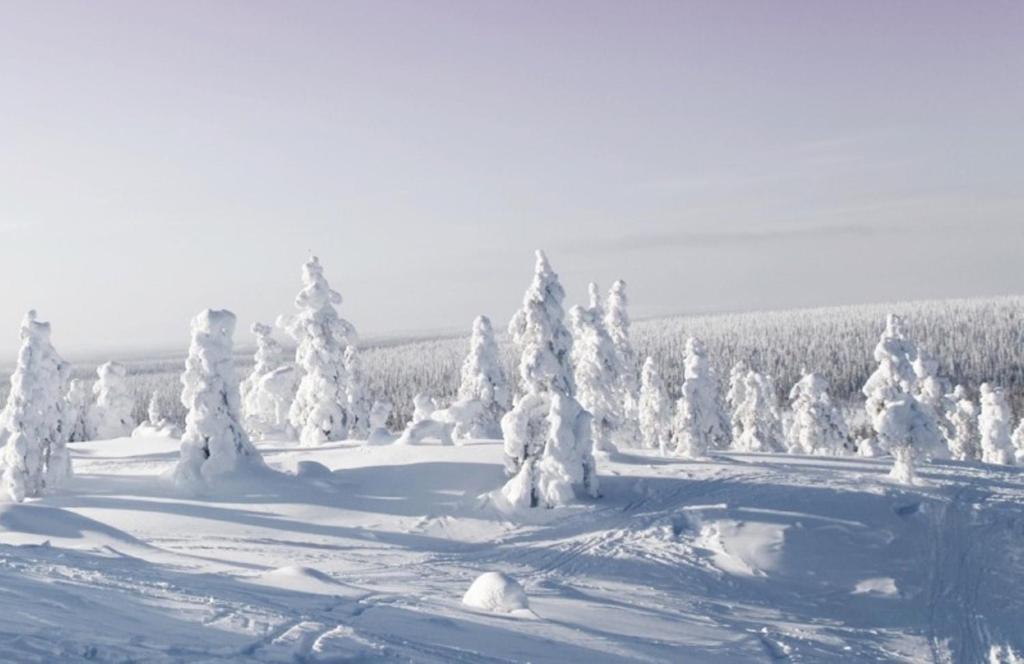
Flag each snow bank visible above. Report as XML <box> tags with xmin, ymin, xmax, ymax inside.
<box><xmin>462</xmin><ymin>572</ymin><xmax>530</xmax><ymax>614</ymax></box>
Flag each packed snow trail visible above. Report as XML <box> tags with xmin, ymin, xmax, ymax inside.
<box><xmin>0</xmin><ymin>435</ymin><xmax>1022</xmax><ymax>662</ymax></box>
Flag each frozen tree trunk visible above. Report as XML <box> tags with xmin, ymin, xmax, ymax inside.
<box><xmin>173</xmin><ymin>310</ymin><xmax>263</xmax><ymax>490</ymax></box>
<box><xmin>0</xmin><ymin>311</ymin><xmax>73</xmax><ymax>502</ymax></box>
<box><xmin>638</xmin><ymin>357</ymin><xmax>672</xmax><ymax>454</ymax></box>
<box><xmin>87</xmin><ymin>361</ymin><xmax>136</xmax><ymax>440</ymax></box>
<box><xmin>280</xmin><ymin>256</ymin><xmax>356</xmax><ymax>445</ymax></box>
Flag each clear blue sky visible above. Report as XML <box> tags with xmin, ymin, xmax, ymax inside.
<box><xmin>1</xmin><ymin>1</ymin><xmax>1022</xmax><ymax>357</ymax></box>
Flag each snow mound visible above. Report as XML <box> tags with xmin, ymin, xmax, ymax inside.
<box><xmin>252</xmin><ymin>565</ymin><xmax>352</xmax><ymax>596</ymax></box>
<box><xmin>294</xmin><ymin>460</ymin><xmax>333</xmax><ymax>479</ymax></box>
<box><xmin>462</xmin><ymin>572</ymin><xmax>530</xmax><ymax>613</ymax></box>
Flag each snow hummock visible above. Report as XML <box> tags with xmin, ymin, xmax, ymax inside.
<box><xmin>462</xmin><ymin>572</ymin><xmax>530</xmax><ymax>614</ymax></box>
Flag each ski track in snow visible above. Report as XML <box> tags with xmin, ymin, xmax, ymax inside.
<box><xmin>0</xmin><ymin>437</ymin><xmax>1022</xmax><ymax>662</ymax></box>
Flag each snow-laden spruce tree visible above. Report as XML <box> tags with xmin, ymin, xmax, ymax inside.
<box><xmin>174</xmin><ymin>309</ymin><xmax>263</xmax><ymax>489</ymax></box>
<box><xmin>734</xmin><ymin>370</ymin><xmax>785</xmax><ymax>453</ymax></box>
<box><xmin>638</xmin><ymin>356</ymin><xmax>671</xmax><ymax>454</ymax></box>
<box><xmin>725</xmin><ymin>360</ymin><xmax>749</xmax><ymax>443</ymax></box>
<box><xmin>912</xmin><ymin>350</ymin><xmax>954</xmax><ymax>460</ymax></box>
<box><xmin>978</xmin><ymin>383</ymin><xmax>1015</xmax><ymax>465</ymax></box>
<box><xmin>64</xmin><ymin>378</ymin><xmax>92</xmax><ymax>443</ymax></box>
<box><xmin>344</xmin><ymin>345</ymin><xmax>372</xmax><ymax>439</ymax></box>
<box><xmin>241</xmin><ymin>322</ymin><xmax>285</xmax><ymax>404</ymax></box>
<box><xmin>570</xmin><ymin>283</ymin><xmax>623</xmax><ymax>454</ymax></box>
<box><xmin>279</xmin><ymin>256</ymin><xmax>356</xmax><ymax>445</ymax></box>
<box><xmin>450</xmin><ymin>315</ymin><xmax>511</xmax><ymax>439</ymax></box>
<box><xmin>604</xmin><ymin>279</ymin><xmax>640</xmax><ymax>447</ymax></box>
<box><xmin>0</xmin><ymin>311</ymin><xmax>73</xmax><ymax>502</ymax></box>
<box><xmin>86</xmin><ymin>361</ymin><xmax>135</xmax><ymax>440</ymax></box>
<box><xmin>501</xmin><ymin>251</ymin><xmax>597</xmax><ymax>508</ymax></box>
<box><xmin>671</xmin><ymin>337</ymin><xmax>728</xmax><ymax>458</ymax></box>
<box><xmin>946</xmin><ymin>385</ymin><xmax>979</xmax><ymax>461</ymax></box>
<box><xmin>787</xmin><ymin>372</ymin><xmax>849</xmax><ymax>455</ymax></box>
<box><xmin>862</xmin><ymin>315</ymin><xmax>942</xmax><ymax>482</ymax></box>
<box><xmin>133</xmin><ymin>391</ymin><xmax>183</xmax><ymax>438</ymax></box>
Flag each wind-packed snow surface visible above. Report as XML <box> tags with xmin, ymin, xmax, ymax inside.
<box><xmin>0</xmin><ymin>435</ymin><xmax>1022</xmax><ymax>662</ymax></box>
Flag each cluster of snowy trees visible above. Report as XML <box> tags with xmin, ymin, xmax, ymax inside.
<box><xmin>3</xmin><ymin>253</ymin><xmax>1023</xmax><ymax>503</ymax></box>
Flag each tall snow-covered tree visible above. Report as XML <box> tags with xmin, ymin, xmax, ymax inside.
<box><xmin>604</xmin><ymin>279</ymin><xmax>640</xmax><ymax>447</ymax></box>
<box><xmin>0</xmin><ymin>311</ymin><xmax>73</xmax><ymax>502</ymax></box>
<box><xmin>450</xmin><ymin>315</ymin><xmax>510</xmax><ymax>439</ymax></box>
<box><xmin>242</xmin><ymin>323</ymin><xmax>294</xmax><ymax>440</ymax></box>
<box><xmin>671</xmin><ymin>337</ymin><xmax>728</xmax><ymax>458</ymax></box>
<box><xmin>946</xmin><ymin>385</ymin><xmax>980</xmax><ymax>461</ymax></box>
<box><xmin>638</xmin><ymin>356</ymin><xmax>671</xmax><ymax>454</ymax></box>
<box><xmin>500</xmin><ymin>251</ymin><xmax>597</xmax><ymax>508</ymax></box>
<box><xmin>174</xmin><ymin>309</ymin><xmax>263</xmax><ymax>489</ymax></box>
<box><xmin>734</xmin><ymin>370</ymin><xmax>785</xmax><ymax>453</ymax></box>
<box><xmin>344</xmin><ymin>345</ymin><xmax>372</xmax><ymax>439</ymax></box>
<box><xmin>978</xmin><ymin>383</ymin><xmax>1015</xmax><ymax>465</ymax></box>
<box><xmin>87</xmin><ymin>361</ymin><xmax>135</xmax><ymax>440</ymax></box>
<box><xmin>787</xmin><ymin>372</ymin><xmax>849</xmax><ymax>455</ymax></box>
<box><xmin>725</xmin><ymin>360</ymin><xmax>749</xmax><ymax>443</ymax></box>
<box><xmin>570</xmin><ymin>283</ymin><xmax>623</xmax><ymax>454</ymax></box>
<box><xmin>280</xmin><ymin>256</ymin><xmax>356</xmax><ymax>445</ymax></box>
<box><xmin>862</xmin><ymin>315</ymin><xmax>941</xmax><ymax>482</ymax></box>
<box><xmin>64</xmin><ymin>378</ymin><xmax>92</xmax><ymax>443</ymax></box>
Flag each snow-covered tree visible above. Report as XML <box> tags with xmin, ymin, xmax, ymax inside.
<box><xmin>64</xmin><ymin>378</ymin><xmax>92</xmax><ymax>443</ymax></box>
<box><xmin>86</xmin><ymin>361</ymin><xmax>135</xmax><ymax>440</ymax></box>
<box><xmin>570</xmin><ymin>283</ymin><xmax>622</xmax><ymax>454</ymax></box>
<box><xmin>396</xmin><ymin>394</ymin><xmax>454</xmax><ymax>445</ymax></box>
<box><xmin>638</xmin><ymin>356</ymin><xmax>672</xmax><ymax>454</ymax></box>
<box><xmin>604</xmin><ymin>279</ymin><xmax>640</xmax><ymax>447</ymax></box>
<box><xmin>734</xmin><ymin>370</ymin><xmax>785</xmax><ymax>453</ymax></box>
<box><xmin>133</xmin><ymin>390</ymin><xmax>183</xmax><ymax>439</ymax></box>
<box><xmin>500</xmin><ymin>251</ymin><xmax>597</xmax><ymax>508</ymax></box>
<box><xmin>862</xmin><ymin>315</ymin><xmax>941</xmax><ymax>482</ymax></box>
<box><xmin>280</xmin><ymin>256</ymin><xmax>356</xmax><ymax>445</ymax></box>
<box><xmin>912</xmin><ymin>350</ymin><xmax>954</xmax><ymax>460</ymax></box>
<box><xmin>671</xmin><ymin>337</ymin><xmax>727</xmax><ymax>458</ymax></box>
<box><xmin>978</xmin><ymin>383</ymin><xmax>1015</xmax><ymax>465</ymax></box>
<box><xmin>725</xmin><ymin>360</ymin><xmax>749</xmax><ymax>443</ymax></box>
<box><xmin>241</xmin><ymin>322</ymin><xmax>285</xmax><ymax>403</ymax></box>
<box><xmin>0</xmin><ymin>311</ymin><xmax>73</xmax><ymax>502</ymax></box>
<box><xmin>241</xmin><ymin>323</ymin><xmax>295</xmax><ymax>440</ymax></box>
<box><xmin>344</xmin><ymin>345</ymin><xmax>372</xmax><ymax>439</ymax></box>
<box><xmin>450</xmin><ymin>315</ymin><xmax>510</xmax><ymax>439</ymax></box>
<box><xmin>946</xmin><ymin>385</ymin><xmax>979</xmax><ymax>461</ymax></box>
<box><xmin>174</xmin><ymin>309</ymin><xmax>263</xmax><ymax>489</ymax></box>
<box><xmin>787</xmin><ymin>372</ymin><xmax>849</xmax><ymax>455</ymax></box>
<box><xmin>1013</xmin><ymin>419</ymin><xmax>1024</xmax><ymax>465</ymax></box>
<box><xmin>366</xmin><ymin>400</ymin><xmax>393</xmax><ymax>445</ymax></box>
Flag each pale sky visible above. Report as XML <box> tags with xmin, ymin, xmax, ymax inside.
<box><xmin>1</xmin><ymin>1</ymin><xmax>1022</xmax><ymax>358</ymax></box>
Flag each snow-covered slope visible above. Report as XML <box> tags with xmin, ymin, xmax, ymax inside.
<box><xmin>1</xmin><ymin>437</ymin><xmax>1022</xmax><ymax>662</ymax></box>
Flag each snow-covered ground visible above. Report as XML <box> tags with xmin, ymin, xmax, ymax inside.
<box><xmin>1</xmin><ymin>437</ymin><xmax>1022</xmax><ymax>662</ymax></box>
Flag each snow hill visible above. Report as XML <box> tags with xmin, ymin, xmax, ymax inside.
<box><xmin>1</xmin><ymin>436</ymin><xmax>1021</xmax><ymax>662</ymax></box>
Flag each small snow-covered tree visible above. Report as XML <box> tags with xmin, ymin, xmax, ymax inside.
<box><xmin>861</xmin><ymin>313</ymin><xmax>918</xmax><ymax>457</ymax></box>
<box><xmin>946</xmin><ymin>385</ymin><xmax>979</xmax><ymax>461</ymax></box>
<box><xmin>174</xmin><ymin>309</ymin><xmax>263</xmax><ymax>489</ymax></box>
<box><xmin>280</xmin><ymin>256</ymin><xmax>356</xmax><ymax>445</ymax></box>
<box><xmin>500</xmin><ymin>251</ymin><xmax>597</xmax><ymax>508</ymax></box>
<box><xmin>86</xmin><ymin>361</ymin><xmax>135</xmax><ymax>440</ymax></box>
<box><xmin>344</xmin><ymin>345</ymin><xmax>372</xmax><ymax>439</ymax></box>
<box><xmin>0</xmin><ymin>311</ymin><xmax>73</xmax><ymax>502</ymax></box>
<box><xmin>133</xmin><ymin>390</ymin><xmax>183</xmax><ymax>439</ymax></box>
<box><xmin>638</xmin><ymin>356</ymin><xmax>672</xmax><ymax>454</ymax></box>
<box><xmin>978</xmin><ymin>383</ymin><xmax>1015</xmax><ymax>465</ymax></box>
<box><xmin>671</xmin><ymin>337</ymin><xmax>727</xmax><ymax>458</ymax></box>
<box><xmin>725</xmin><ymin>360</ymin><xmax>749</xmax><ymax>443</ymax></box>
<box><xmin>451</xmin><ymin>315</ymin><xmax>511</xmax><ymax>439</ymax></box>
<box><xmin>605</xmin><ymin>280</ymin><xmax>640</xmax><ymax>447</ymax></box>
<box><xmin>912</xmin><ymin>350</ymin><xmax>954</xmax><ymax>460</ymax></box>
<box><xmin>787</xmin><ymin>372</ymin><xmax>849</xmax><ymax>455</ymax></box>
<box><xmin>734</xmin><ymin>370</ymin><xmax>785</xmax><ymax>453</ymax></box>
<box><xmin>241</xmin><ymin>322</ymin><xmax>286</xmax><ymax>404</ymax></box>
<box><xmin>570</xmin><ymin>283</ymin><xmax>623</xmax><ymax>454</ymax></box>
<box><xmin>64</xmin><ymin>378</ymin><xmax>92</xmax><ymax>443</ymax></box>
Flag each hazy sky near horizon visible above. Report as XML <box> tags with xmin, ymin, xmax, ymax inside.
<box><xmin>2</xmin><ymin>1</ymin><xmax>1023</xmax><ymax>358</ymax></box>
